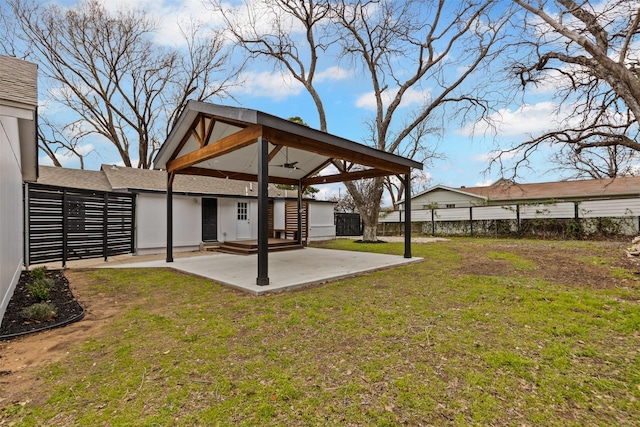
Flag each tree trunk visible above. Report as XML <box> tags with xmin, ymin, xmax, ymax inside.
<box><xmin>344</xmin><ymin>176</ymin><xmax>384</xmax><ymax>242</ymax></box>
<box><xmin>362</xmin><ymin>219</ymin><xmax>379</xmax><ymax>242</ymax></box>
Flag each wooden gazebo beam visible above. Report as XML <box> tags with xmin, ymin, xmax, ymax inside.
<box><xmin>263</xmin><ymin>127</ymin><xmax>408</xmax><ymax>174</ymax></box>
<box><xmin>167</xmin><ymin>124</ymin><xmax>263</xmax><ymax>172</ymax></box>
<box><xmin>179</xmin><ymin>166</ymin><xmax>299</xmax><ymax>186</ymax></box>
<box><xmin>303</xmin><ymin>168</ymin><xmax>400</xmax><ymax>186</ymax></box>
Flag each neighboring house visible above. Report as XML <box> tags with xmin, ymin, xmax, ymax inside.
<box><xmin>0</xmin><ymin>55</ymin><xmax>38</xmax><ymax>322</ymax></box>
<box><xmin>399</xmin><ymin>177</ymin><xmax>640</xmax><ymax>211</ymax></box>
<box><xmin>35</xmin><ymin>165</ymin><xmax>337</xmax><ymax>255</ymax></box>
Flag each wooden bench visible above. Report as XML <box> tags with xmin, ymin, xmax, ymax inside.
<box><xmin>273</xmin><ymin>229</ymin><xmax>299</xmax><ymax>240</ymax></box>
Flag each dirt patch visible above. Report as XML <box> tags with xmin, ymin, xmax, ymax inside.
<box><xmin>454</xmin><ymin>241</ymin><xmax>639</xmax><ymax>289</ymax></box>
<box><xmin>0</xmin><ymin>270</ymin><xmax>128</xmax><ymax>406</ymax></box>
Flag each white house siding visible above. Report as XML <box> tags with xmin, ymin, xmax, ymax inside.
<box><xmin>273</xmin><ymin>199</ymin><xmax>286</xmax><ymax>230</ymax></box>
<box><xmin>217</xmin><ymin>198</ymin><xmax>238</xmax><ymax>242</ymax></box>
<box><xmin>307</xmin><ymin>202</ymin><xmax>336</xmax><ymax>241</ymax></box>
<box><xmin>0</xmin><ymin>115</ymin><xmax>25</xmax><ymax>321</ymax></box>
<box><xmin>135</xmin><ymin>193</ymin><xmax>202</xmax><ymax>255</ymax></box>
<box><xmin>0</xmin><ymin>55</ymin><xmax>37</xmax><ymax>323</ymax></box>
<box><xmin>409</xmin><ymin>189</ymin><xmax>482</xmax><ymax>210</ymax></box>
<box><xmin>380</xmin><ymin>211</ymin><xmax>400</xmax><ymax>222</ymax></box>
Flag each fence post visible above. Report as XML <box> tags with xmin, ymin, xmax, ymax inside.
<box><xmin>103</xmin><ymin>193</ymin><xmax>108</xmax><ymax>261</ymax></box>
<box><xmin>469</xmin><ymin>206</ymin><xmax>473</xmax><ymax>236</ymax></box>
<box><xmin>574</xmin><ymin>202</ymin><xmax>582</xmax><ymax>239</ymax></box>
<box><xmin>62</xmin><ymin>188</ymin><xmax>67</xmax><ymax>268</ymax></box>
<box><xmin>166</xmin><ymin>173</ymin><xmax>174</xmax><ymax>263</ymax></box>
<box><xmin>23</xmin><ymin>183</ymin><xmax>29</xmax><ymax>268</ymax></box>
<box><xmin>431</xmin><ymin>209</ymin><xmax>435</xmax><ymax>236</ymax></box>
<box><xmin>131</xmin><ymin>194</ymin><xmax>136</xmax><ymax>254</ymax></box>
<box><xmin>516</xmin><ymin>204</ymin><xmax>521</xmax><ymax>239</ymax></box>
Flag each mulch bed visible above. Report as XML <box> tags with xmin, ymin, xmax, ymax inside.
<box><xmin>0</xmin><ymin>269</ymin><xmax>84</xmax><ymax>339</ymax></box>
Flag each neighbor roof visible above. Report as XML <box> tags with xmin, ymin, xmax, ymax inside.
<box><xmin>154</xmin><ymin>101</ymin><xmax>423</xmax><ymax>187</ymax></box>
<box><xmin>407</xmin><ymin>176</ymin><xmax>640</xmax><ymax>204</ymax></box>
<box><xmin>463</xmin><ymin>176</ymin><xmax>640</xmax><ymax>201</ymax></box>
<box><xmin>36</xmin><ymin>165</ymin><xmax>294</xmax><ymax>198</ymax></box>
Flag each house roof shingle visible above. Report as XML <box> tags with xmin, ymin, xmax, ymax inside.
<box><xmin>37</xmin><ymin>166</ymin><xmax>113</xmax><ymax>192</ymax></box>
<box><xmin>37</xmin><ymin>165</ymin><xmax>296</xmax><ymax>198</ymax></box>
<box><xmin>461</xmin><ymin>176</ymin><xmax>640</xmax><ymax>202</ymax></box>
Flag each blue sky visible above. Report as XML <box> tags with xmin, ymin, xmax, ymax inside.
<box><xmin>35</xmin><ymin>0</ymin><xmax>572</xmax><ymax>204</ymax></box>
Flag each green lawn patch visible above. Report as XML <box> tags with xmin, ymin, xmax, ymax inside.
<box><xmin>3</xmin><ymin>238</ymin><xmax>640</xmax><ymax>426</ymax></box>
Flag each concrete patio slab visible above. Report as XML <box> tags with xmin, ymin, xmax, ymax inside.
<box><xmin>98</xmin><ymin>248</ymin><xmax>423</xmax><ymax>294</ymax></box>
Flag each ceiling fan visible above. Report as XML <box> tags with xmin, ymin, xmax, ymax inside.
<box><xmin>272</xmin><ymin>146</ymin><xmax>299</xmax><ymax>169</ymax></box>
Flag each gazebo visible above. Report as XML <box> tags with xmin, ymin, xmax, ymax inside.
<box><xmin>153</xmin><ymin>101</ymin><xmax>423</xmax><ymax>286</ymax></box>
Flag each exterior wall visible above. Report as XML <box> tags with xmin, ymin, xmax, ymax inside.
<box><xmin>307</xmin><ymin>202</ymin><xmax>336</xmax><ymax>241</ymax></box>
<box><xmin>0</xmin><ymin>116</ymin><xmax>25</xmax><ymax>321</ymax></box>
<box><xmin>249</xmin><ymin>200</ymin><xmax>258</xmax><ymax>239</ymax></box>
<box><xmin>135</xmin><ymin>193</ymin><xmax>202</xmax><ymax>255</ymax></box>
<box><xmin>135</xmin><ymin>195</ymin><xmax>336</xmax><ymax>254</ymax></box>
<box><xmin>217</xmin><ymin>198</ymin><xmax>237</xmax><ymax>242</ymax></box>
<box><xmin>408</xmin><ymin>189</ymin><xmax>484</xmax><ymax>210</ymax></box>
<box><xmin>273</xmin><ymin>199</ymin><xmax>286</xmax><ymax>230</ymax></box>
<box><xmin>0</xmin><ymin>55</ymin><xmax>37</xmax><ymax>323</ymax></box>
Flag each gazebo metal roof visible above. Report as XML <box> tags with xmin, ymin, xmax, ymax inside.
<box><xmin>154</xmin><ymin>101</ymin><xmax>422</xmax><ymax>286</ymax></box>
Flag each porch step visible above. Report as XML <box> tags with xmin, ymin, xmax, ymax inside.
<box><xmin>217</xmin><ymin>239</ymin><xmax>304</xmax><ymax>255</ymax></box>
<box><xmin>200</xmin><ymin>241</ymin><xmax>221</xmax><ymax>251</ymax></box>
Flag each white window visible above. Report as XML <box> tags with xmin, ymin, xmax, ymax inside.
<box><xmin>237</xmin><ymin>202</ymin><xmax>248</xmax><ymax>220</ymax></box>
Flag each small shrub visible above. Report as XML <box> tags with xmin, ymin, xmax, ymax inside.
<box><xmin>21</xmin><ymin>302</ymin><xmax>57</xmax><ymax>322</ymax></box>
<box><xmin>30</xmin><ymin>267</ymin><xmax>47</xmax><ymax>281</ymax></box>
<box><xmin>26</xmin><ymin>277</ymin><xmax>54</xmax><ymax>302</ymax></box>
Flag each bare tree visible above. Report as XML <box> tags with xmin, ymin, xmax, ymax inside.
<box><xmin>7</xmin><ymin>0</ymin><xmax>235</xmax><ymax>168</ymax></box>
<box><xmin>330</xmin><ymin>190</ymin><xmax>358</xmax><ymax>213</ymax></box>
<box><xmin>496</xmin><ymin>0</ymin><xmax>640</xmax><ymax>177</ymax></box>
<box><xmin>212</xmin><ymin>0</ymin><xmax>333</xmax><ymax>130</ymax></box>
<box><xmin>212</xmin><ymin>0</ymin><xmax>512</xmax><ymax>241</ymax></box>
<box><xmin>549</xmin><ymin>144</ymin><xmax>640</xmax><ymax>179</ymax></box>
<box><xmin>37</xmin><ymin>117</ymin><xmax>97</xmax><ymax>169</ymax></box>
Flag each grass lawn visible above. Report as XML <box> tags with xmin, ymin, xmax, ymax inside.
<box><xmin>2</xmin><ymin>238</ymin><xmax>640</xmax><ymax>426</ymax></box>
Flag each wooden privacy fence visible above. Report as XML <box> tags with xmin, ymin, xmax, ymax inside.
<box><xmin>26</xmin><ymin>183</ymin><xmax>135</xmax><ymax>266</ymax></box>
<box><xmin>378</xmin><ymin>198</ymin><xmax>640</xmax><ymax>238</ymax></box>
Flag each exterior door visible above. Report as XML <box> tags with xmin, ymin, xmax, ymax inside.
<box><xmin>202</xmin><ymin>198</ymin><xmax>218</xmax><ymax>241</ymax></box>
<box><xmin>236</xmin><ymin>201</ymin><xmax>251</xmax><ymax>240</ymax></box>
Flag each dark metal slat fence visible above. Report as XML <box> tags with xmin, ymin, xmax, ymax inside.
<box><xmin>335</xmin><ymin>213</ymin><xmax>362</xmax><ymax>236</ymax></box>
<box><xmin>27</xmin><ymin>184</ymin><xmax>135</xmax><ymax>266</ymax></box>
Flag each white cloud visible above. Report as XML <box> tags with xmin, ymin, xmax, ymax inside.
<box><xmin>315</xmin><ymin>183</ymin><xmax>344</xmax><ymax>200</ymax></box>
<box><xmin>234</xmin><ymin>70</ymin><xmax>304</xmax><ymax>101</ymax></box>
<box><xmin>94</xmin><ymin>0</ymin><xmax>221</xmax><ymax>47</ymax></box>
<box><xmin>318</xmin><ymin>164</ymin><xmax>339</xmax><ymax>176</ymax></box>
<box><xmin>316</xmin><ymin>66</ymin><xmax>354</xmax><ymax>83</ymax></box>
<box><xmin>355</xmin><ymin>87</ymin><xmax>431</xmax><ymax>111</ymax></box>
<box><xmin>39</xmin><ymin>143</ymin><xmax>96</xmax><ymax>168</ymax></box>
<box><xmin>457</xmin><ymin>101</ymin><xmax>567</xmax><ymax>138</ymax></box>
<box><xmin>474</xmin><ymin>178</ymin><xmax>494</xmax><ymax>187</ymax></box>
<box><xmin>472</xmin><ymin>150</ymin><xmax>520</xmax><ymax>162</ymax></box>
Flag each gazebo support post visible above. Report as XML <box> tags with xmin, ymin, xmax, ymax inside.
<box><xmin>297</xmin><ymin>180</ymin><xmax>303</xmax><ymax>245</ymax></box>
<box><xmin>404</xmin><ymin>172</ymin><xmax>412</xmax><ymax>259</ymax></box>
<box><xmin>257</xmin><ymin>136</ymin><xmax>270</xmax><ymax>286</ymax></box>
<box><xmin>166</xmin><ymin>172</ymin><xmax>174</xmax><ymax>263</ymax></box>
